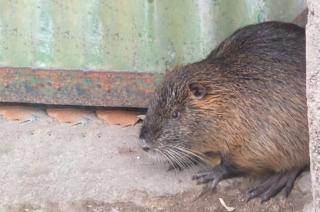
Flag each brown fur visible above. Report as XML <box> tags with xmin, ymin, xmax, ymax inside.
<box><xmin>139</xmin><ymin>21</ymin><xmax>308</xmax><ymax>176</ymax></box>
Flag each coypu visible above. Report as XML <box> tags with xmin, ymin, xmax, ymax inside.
<box><xmin>139</xmin><ymin>21</ymin><xmax>308</xmax><ymax>202</ymax></box>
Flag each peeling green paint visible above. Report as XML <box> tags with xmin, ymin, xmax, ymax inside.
<box><xmin>0</xmin><ymin>0</ymin><xmax>305</xmax><ymax>72</ymax></box>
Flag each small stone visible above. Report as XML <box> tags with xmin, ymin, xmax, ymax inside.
<box><xmin>297</xmin><ymin>172</ymin><xmax>312</xmax><ymax>193</ymax></box>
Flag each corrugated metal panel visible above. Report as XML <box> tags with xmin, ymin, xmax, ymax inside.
<box><xmin>0</xmin><ymin>0</ymin><xmax>306</xmax><ymax>72</ymax></box>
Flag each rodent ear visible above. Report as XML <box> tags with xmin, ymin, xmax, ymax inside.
<box><xmin>189</xmin><ymin>83</ymin><xmax>207</xmax><ymax>99</ymax></box>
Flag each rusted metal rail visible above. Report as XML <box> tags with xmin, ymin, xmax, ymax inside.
<box><xmin>0</xmin><ymin>67</ymin><xmax>162</xmax><ymax>108</ymax></box>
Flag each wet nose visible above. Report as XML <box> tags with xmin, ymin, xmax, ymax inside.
<box><xmin>139</xmin><ymin>139</ymin><xmax>151</xmax><ymax>152</ymax></box>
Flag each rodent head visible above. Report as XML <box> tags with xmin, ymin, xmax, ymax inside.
<box><xmin>139</xmin><ymin>63</ymin><xmax>230</xmax><ymax>167</ymax></box>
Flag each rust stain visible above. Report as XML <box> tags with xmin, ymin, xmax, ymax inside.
<box><xmin>0</xmin><ymin>70</ymin><xmax>14</xmax><ymax>86</ymax></box>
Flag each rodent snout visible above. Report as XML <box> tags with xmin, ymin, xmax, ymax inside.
<box><xmin>139</xmin><ymin>138</ymin><xmax>151</xmax><ymax>152</ymax></box>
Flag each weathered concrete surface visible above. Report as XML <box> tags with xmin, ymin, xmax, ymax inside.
<box><xmin>0</xmin><ymin>110</ymin><xmax>198</xmax><ymax>209</ymax></box>
<box><xmin>0</xmin><ymin>106</ymin><xmax>313</xmax><ymax>211</ymax></box>
<box><xmin>307</xmin><ymin>0</ymin><xmax>320</xmax><ymax>211</ymax></box>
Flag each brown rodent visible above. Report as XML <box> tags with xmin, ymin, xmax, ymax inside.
<box><xmin>139</xmin><ymin>21</ymin><xmax>308</xmax><ymax>202</ymax></box>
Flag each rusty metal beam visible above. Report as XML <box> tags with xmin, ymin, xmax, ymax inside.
<box><xmin>0</xmin><ymin>67</ymin><xmax>162</xmax><ymax>108</ymax></box>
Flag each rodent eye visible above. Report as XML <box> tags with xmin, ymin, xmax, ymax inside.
<box><xmin>172</xmin><ymin>111</ymin><xmax>179</xmax><ymax>119</ymax></box>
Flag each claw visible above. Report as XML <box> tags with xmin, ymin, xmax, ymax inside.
<box><xmin>192</xmin><ymin>169</ymin><xmax>213</xmax><ymax>180</ymax></box>
<box><xmin>246</xmin><ymin>168</ymin><xmax>303</xmax><ymax>203</ymax></box>
<box><xmin>246</xmin><ymin>192</ymin><xmax>258</xmax><ymax>203</ymax></box>
<box><xmin>284</xmin><ymin>186</ymin><xmax>291</xmax><ymax>197</ymax></box>
<box><xmin>192</xmin><ymin>164</ymin><xmax>242</xmax><ymax>201</ymax></box>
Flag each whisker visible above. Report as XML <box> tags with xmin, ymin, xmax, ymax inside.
<box><xmin>157</xmin><ymin>148</ymin><xmax>178</xmax><ymax>171</ymax></box>
<box><xmin>171</xmin><ymin>147</ymin><xmax>199</xmax><ymax>166</ymax></box>
<box><xmin>172</xmin><ymin>150</ymin><xmax>191</xmax><ymax>169</ymax></box>
<box><xmin>168</xmin><ymin>147</ymin><xmax>206</xmax><ymax>172</ymax></box>
<box><xmin>152</xmin><ymin>149</ymin><xmax>162</xmax><ymax>169</ymax></box>
<box><xmin>170</xmin><ymin>146</ymin><xmax>212</xmax><ymax>171</ymax></box>
<box><xmin>165</xmin><ymin>148</ymin><xmax>187</xmax><ymax>170</ymax></box>
<box><xmin>172</xmin><ymin>145</ymin><xmax>210</xmax><ymax>164</ymax></box>
<box><xmin>167</xmin><ymin>147</ymin><xmax>198</xmax><ymax>170</ymax></box>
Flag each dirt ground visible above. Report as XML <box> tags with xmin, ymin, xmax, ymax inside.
<box><xmin>0</xmin><ymin>105</ymin><xmax>313</xmax><ymax>212</ymax></box>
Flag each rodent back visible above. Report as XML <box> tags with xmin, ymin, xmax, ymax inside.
<box><xmin>202</xmin><ymin>22</ymin><xmax>308</xmax><ymax>172</ymax></box>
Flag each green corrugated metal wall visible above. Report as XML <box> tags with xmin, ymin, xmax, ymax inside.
<box><xmin>0</xmin><ymin>0</ymin><xmax>306</xmax><ymax>72</ymax></box>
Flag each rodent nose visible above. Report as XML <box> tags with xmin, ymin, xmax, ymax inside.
<box><xmin>139</xmin><ymin>139</ymin><xmax>151</xmax><ymax>152</ymax></box>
